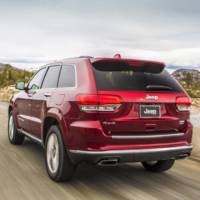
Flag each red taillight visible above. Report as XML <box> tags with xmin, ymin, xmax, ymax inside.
<box><xmin>99</xmin><ymin>95</ymin><xmax>121</xmax><ymax>105</ymax></box>
<box><xmin>76</xmin><ymin>95</ymin><xmax>121</xmax><ymax>112</ymax></box>
<box><xmin>176</xmin><ymin>96</ymin><xmax>192</xmax><ymax>111</ymax></box>
<box><xmin>77</xmin><ymin>95</ymin><xmax>98</xmax><ymax>105</ymax></box>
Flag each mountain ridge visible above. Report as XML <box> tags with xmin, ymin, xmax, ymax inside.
<box><xmin>172</xmin><ymin>69</ymin><xmax>200</xmax><ymax>97</ymax></box>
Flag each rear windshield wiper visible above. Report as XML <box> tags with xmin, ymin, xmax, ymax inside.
<box><xmin>145</xmin><ymin>85</ymin><xmax>172</xmax><ymax>91</ymax></box>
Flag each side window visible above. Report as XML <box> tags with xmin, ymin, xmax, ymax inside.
<box><xmin>28</xmin><ymin>68</ymin><xmax>46</xmax><ymax>90</ymax></box>
<box><xmin>58</xmin><ymin>65</ymin><xmax>76</xmax><ymax>88</ymax></box>
<box><xmin>42</xmin><ymin>65</ymin><xmax>61</xmax><ymax>88</ymax></box>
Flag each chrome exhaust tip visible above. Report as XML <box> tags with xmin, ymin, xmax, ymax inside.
<box><xmin>177</xmin><ymin>153</ymin><xmax>190</xmax><ymax>159</ymax></box>
<box><xmin>98</xmin><ymin>158</ymin><xmax>119</xmax><ymax>166</ymax></box>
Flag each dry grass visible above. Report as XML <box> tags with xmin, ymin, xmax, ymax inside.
<box><xmin>0</xmin><ymin>86</ymin><xmax>17</xmax><ymax>102</ymax></box>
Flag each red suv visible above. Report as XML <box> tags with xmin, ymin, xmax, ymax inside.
<box><xmin>8</xmin><ymin>55</ymin><xmax>193</xmax><ymax>182</ymax></box>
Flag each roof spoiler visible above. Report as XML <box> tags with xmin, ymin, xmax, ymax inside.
<box><xmin>91</xmin><ymin>58</ymin><xmax>165</xmax><ymax>74</ymax></box>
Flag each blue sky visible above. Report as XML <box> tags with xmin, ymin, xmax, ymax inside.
<box><xmin>0</xmin><ymin>0</ymin><xmax>200</xmax><ymax>70</ymax></box>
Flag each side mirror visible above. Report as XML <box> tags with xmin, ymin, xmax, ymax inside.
<box><xmin>15</xmin><ymin>81</ymin><xmax>26</xmax><ymax>90</ymax></box>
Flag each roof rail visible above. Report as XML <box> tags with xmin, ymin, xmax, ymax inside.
<box><xmin>79</xmin><ymin>56</ymin><xmax>94</xmax><ymax>59</ymax></box>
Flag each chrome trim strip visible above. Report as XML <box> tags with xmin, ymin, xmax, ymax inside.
<box><xmin>69</xmin><ymin>145</ymin><xmax>193</xmax><ymax>155</ymax></box>
<box><xmin>111</xmin><ymin>132</ymin><xmax>185</xmax><ymax>139</ymax></box>
<box><xmin>18</xmin><ymin>129</ymin><xmax>42</xmax><ymax>144</ymax></box>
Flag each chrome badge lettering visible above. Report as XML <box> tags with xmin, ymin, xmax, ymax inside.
<box><xmin>146</xmin><ymin>95</ymin><xmax>158</xmax><ymax>100</ymax></box>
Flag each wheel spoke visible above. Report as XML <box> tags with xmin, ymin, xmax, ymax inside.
<box><xmin>50</xmin><ymin>157</ymin><xmax>55</xmax><ymax>170</ymax></box>
<box><xmin>9</xmin><ymin>116</ymin><xmax>14</xmax><ymax>140</ymax></box>
<box><xmin>46</xmin><ymin>133</ymin><xmax>59</xmax><ymax>174</ymax></box>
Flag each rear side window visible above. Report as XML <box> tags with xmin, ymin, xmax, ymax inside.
<box><xmin>92</xmin><ymin>62</ymin><xmax>183</xmax><ymax>92</ymax></box>
<box><xmin>58</xmin><ymin>65</ymin><xmax>76</xmax><ymax>88</ymax></box>
<box><xmin>42</xmin><ymin>65</ymin><xmax>60</xmax><ymax>88</ymax></box>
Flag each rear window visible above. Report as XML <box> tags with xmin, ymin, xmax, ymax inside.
<box><xmin>58</xmin><ymin>65</ymin><xmax>76</xmax><ymax>88</ymax></box>
<box><xmin>92</xmin><ymin>62</ymin><xmax>183</xmax><ymax>92</ymax></box>
<box><xmin>42</xmin><ymin>65</ymin><xmax>60</xmax><ymax>88</ymax></box>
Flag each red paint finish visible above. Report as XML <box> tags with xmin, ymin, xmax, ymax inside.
<box><xmin>10</xmin><ymin>56</ymin><xmax>193</xmax><ymax>161</ymax></box>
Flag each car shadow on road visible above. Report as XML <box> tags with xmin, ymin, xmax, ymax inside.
<box><xmin>20</xmin><ymin>139</ymin><xmax>176</xmax><ymax>186</ymax></box>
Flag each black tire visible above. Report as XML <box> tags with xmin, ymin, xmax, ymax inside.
<box><xmin>8</xmin><ymin>112</ymin><xmax>24</xmax><ymax>145</ymax></box>
<box><xmin>142</xmin><ymin>159</ymin><xmax>175</xmax><ymax>173</ymax></box>
<box><xmin>45</xmin><ymin>125</ymin><xmax>75</xmax><ymax>182</ymax></box>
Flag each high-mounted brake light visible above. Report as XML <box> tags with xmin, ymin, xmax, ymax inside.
<box><xmin>76</xmin><ymin>95</ymin><xmax>121</xmax><ymax>112</ymax></box>
<box><xmin>113</xmin><ymin>54</ymin><xmax>121</xmax><ymax>59</ymax></box>
<box><xmin>176</xmin><ymin>96</ymin><xmax>192</xmax><ymax>111</ymax></box>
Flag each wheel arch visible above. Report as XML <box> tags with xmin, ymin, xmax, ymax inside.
<box><xmin>42</xmin><ymin>109</ymin><xmax>69</xmax><ymax>148</ymax></box>
<box><xmin>8</xmin><ymin>105</ymin><xmax>13</xmax><ymax>115</ymax></box>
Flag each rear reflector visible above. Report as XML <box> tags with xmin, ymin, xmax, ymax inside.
<box><xmin>176</xmin><ymin>96</ymin><xmax>192</xmax><ymax>111</ymax></box>
<box><xmin>76</xmin><ymin>95</ymin><xmax>121</xmax><ymax>112</ymax></box>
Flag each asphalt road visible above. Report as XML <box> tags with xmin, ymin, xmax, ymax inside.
<box><xmin>0</xmin><ymin>102</ymin><xmax>200</xmax><ymax>200</ymax></box>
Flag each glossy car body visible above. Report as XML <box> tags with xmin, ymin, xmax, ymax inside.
<box><xmin>9</xmin><ymin>56</ymin><xmax>193</xmax><ymax>167</ymax></box>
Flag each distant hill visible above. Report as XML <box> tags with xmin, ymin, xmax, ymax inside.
<box><xmin>0</xmin><ymin>63</ymin><xmax>5</xmax><ymax>70</ymax></box>
<box><xmin>172</xmin><ymin>69</ymin><xmax>200</xmax><ymax>98</ymax></box>
<box><xmin>0</xmin><ymin>63</ymin><xmax>33</xmax><ymax>88</ymax></box>
<box><xmin>167</xmin><ymin>64</ymin><xmax>200</xmax><ymax>73</ymax></box>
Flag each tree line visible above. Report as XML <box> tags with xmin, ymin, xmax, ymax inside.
<box><xmin>0</xmin><ymin>64</ymin><xmax>33</xmax><ymax>88</ymax></box>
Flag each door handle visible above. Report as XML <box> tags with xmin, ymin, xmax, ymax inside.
<box><xmin>28</xmin><ymin>91</ymin><xmax>36</xmax><ymax>97</ymax></box>
<box><xmin>44</xmin><ymin>93</ymin><xmax>51</xmax><ymax>97</ymax></box>
<box><xmin>28</xmin><ymin>93</ymin><xmax>34</xmax><ymax>97</ymax></box>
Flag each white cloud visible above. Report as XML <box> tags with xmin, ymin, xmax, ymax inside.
<box><xmin>123</xmin><ymin>48</ymin><xmax>200</xmax><ymax>63</ymax></box>
<box><xmin>0</xmin><ymin>0</ymin><xmax>200</xmax><ymax>70</ymax></box>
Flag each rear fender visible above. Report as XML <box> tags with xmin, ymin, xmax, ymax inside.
<box><xmin>43</xmin><ymin>107</ymin><xmax>70</xmax><ymax>147</ymax></box>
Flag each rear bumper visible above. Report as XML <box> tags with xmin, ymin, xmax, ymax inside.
<box><xmin>68</xmin><ymin>145</ymin><xmax>193</xmax><ymax>164</ymax></box>
<box><xmin>68</xmin><ymin>120</ymin><xmax>193</xmax><ymax>152</ymax></box>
